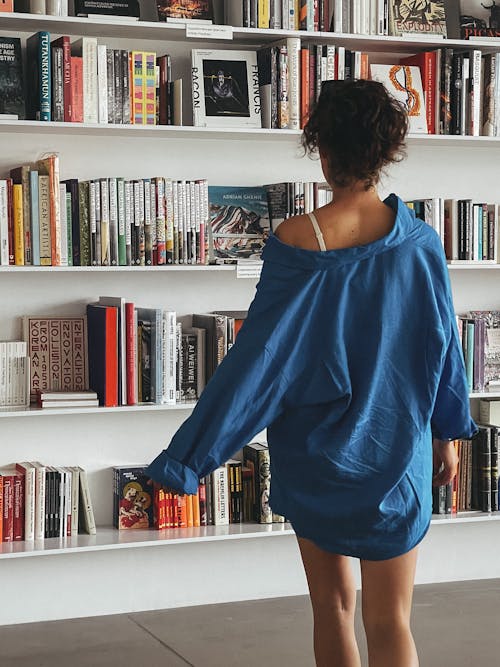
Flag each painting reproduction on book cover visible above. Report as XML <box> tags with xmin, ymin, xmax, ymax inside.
<box><xmin>370</xmin><ymin>64</ymin><xmax>427</xmax><ymax>133</ymax></box>
<box><xmin>389</xmin><ymin>0</ymin><xmax>447</xmax><ymax>36</ymax></box>
<box><xmin>460</xmin><ymin>1</ymin><xmax>500</xmax><ymax>38</ymax></box>
<box><xmin>157</xmin><ymin>1</ymin><xmax>213</xmax><ymax>21</ymax></box>
<box><xmin>208</xmin><ymin>186</ymin><xmax>270</xmax><ymax>262</ymax></box>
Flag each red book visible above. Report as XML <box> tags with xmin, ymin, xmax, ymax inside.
<box><xmin>360</xmin><ymin>53</ymin><xmax>369</xmax><ymax>80</ymax></box>
<box><xmin>52</xmin><ymin>36</ymin><xmax>72</xmax><ymax>122</ymax></box>
<box><xmin>314</xmin><ymin>0</ymin><xmax>319</xmax><ymax>31</ymax></box>
<box><xmin>0</xmin><ymin>0</ymin><xmax>14</xmax><ymax>11</ymax></box>
<box><xmin>1</xmin><ymin>473</ymin><xmax>14</xmax><ymax>542</ymax></box>
<box><xmin>300</xmin><ymin>48</ymin><xmax>310</xmax><ymax>129</ymax></box>
<box><xmin>0</xmin><ymin>477</ymin><xmax>3</xmax><ymax>543</ymax></box>
<box><xmin>13</xmin><ymin>474</ymin><xmax>24</xmax><ymax>541</ymax></box>
<box><xmin>86</xmin><ymin>304</ymin><xmax>119</xmax><ymax>407</ymax></box>
<box><xmin>198</xmin><ymin>480</ymin><xmax>207</xmax><ymax>526</ymax></box>
<box><xmin>125</xmin><ymin>302</ymin><xmax>137</xmax><ymax>405</ymax></box>
<box><xmin>70</xmin><ymin>56</ymin><xmax>83</xmax><ymax>123</ymax></box>
<box><xmin>400</xmin><ymin>51</ymin><xmax>436</xmax><ymax>135</ymax></box>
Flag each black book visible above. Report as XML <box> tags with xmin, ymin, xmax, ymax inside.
<box><xmin>61</xmin><ymin>179</ymin><xmax>81</xmax><ymax>266</ymax></box>
<box><xmin>450</xmin><ymin>52</ymin><xmax>463</xmax><ymax>136</ymax></box>
<box><xmin>257</xmin><ymin>46</ymin><xmax>279</xmax><ymax>130</ymax></box>
<box><xmin>227</xmin><ymin>460</ymin><xmax>243</xmax><ymax>524</ymax></box>
<box><xmin>26</xmin><ymin>32</ymin><xmax>51</xmax><ymax>122</ymax></box>
<box><xmin>74</xmin><ymin>0</ymin><xmax>140</xmax><ymax>17</ymax></box>
<box><xmin>51</xmin><ymin>45</ymin><xmax>64</xmax><ymax>123</ymax></box>
<box><xmin>490</xmin><ymin>426</ymin><xmax>499</xmax><ymax>512</ymax></box>
<box><xmin>180</xmin><ymin>332</ymin><xmax>197</xmax><ymax>403</ymax></box>
<box><xmin>439</xmin><ymin>48</ymin><xmax>453</xmax><ymax>135</ymax></box>
<box><xmin>264</xmin><ymin>182</ymin><xmax>288</xmax><ymax>232</ymax></box>
<box><xmin>0</xmin><ymin>37</ymin><xmax>25</xmax><ymax>119</ymax></box>
<box><xmin>113</xmin><ymin>49</ymin><xmax>122</xmax><ymax>125</ymax></box>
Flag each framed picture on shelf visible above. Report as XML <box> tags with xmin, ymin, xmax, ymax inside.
<box><xmin>157</xmin><ymin>0</ymin><xmax>213</xmax><ymax>22</ymax></box>
<box><xmin>191</xmin><ymin>49</ymin><xmax>261</xmax><ymax>129</ymax></box>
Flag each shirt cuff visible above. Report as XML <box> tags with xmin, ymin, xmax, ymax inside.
<box><xmin>431</xmin><ymin>418</ymin><xmax>479</xmax><ymax>441</ymax></box>
<box><xmin>145</xmin><ymin>450</ymin><xmax>199</xmax><ymax>495</ymax></box>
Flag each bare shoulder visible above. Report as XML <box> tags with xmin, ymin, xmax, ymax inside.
<box><xmin>274</xmin><ymin>214</ymin><xmax>311</xmax><ymax>246</ymax></box>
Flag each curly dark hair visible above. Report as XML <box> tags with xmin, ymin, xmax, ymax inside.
<box><xmin>302</xmin><ymin>79</ymin><xmax>408</xmax><ymax>190</ymax></box>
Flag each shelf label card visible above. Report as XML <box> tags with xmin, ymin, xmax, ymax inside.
<box><xmin>237</xmin><ymin>260</ymin><xmax>263</xmax><ymax>279</ymax></box>
<box><xmin>186</xmin><ymin>24</ymin><xmax>234</xmax><ymax>40</ymax></box>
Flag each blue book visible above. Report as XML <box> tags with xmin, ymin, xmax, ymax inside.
<box><xmin>26</xmin><ymin>31</ymin><xmax>51</xmax><ymax>122</ymax></box>
<box><xmin>30</xmin><ymin>170</ymin><xmax>40</xmax><ymax>266</ymax></box>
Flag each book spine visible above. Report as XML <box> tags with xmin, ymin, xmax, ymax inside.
<box><xmin>29</xmin><ymin>171</ymin><xmax>40</xmax><ymax>266</ymax></box>
<box><xmin>78</xmin><ymin>181</ymin><xmax>90</xmax><ymax>266</ymax></box>
<box><xmin>144</xmin><ymin>51</ymin><xmax>156</xmax><ymax>125</ymax></box>
<box><xmin>108</xmin><ymin>177</ymin><xmax>119</xmax><ymax>265</ymax></box>
<box><xmin>481</xmin><ymin>428</ymin><xmax>492</xmax><ymax>513</ymax></box>
<box><xmin>198</xmin><ymin>479</ymin><xmax>207</xmax><ymax>526</ymax></box>
<box><xmin>278</xmin><ymin>46</ymin><xmax>289</xmax><ymax>129</ymax></box>
<box><xmin>51</xmin><ymin>46</ymin><xmax>64</xmax><ymax>122</ymax></box>
<box><xmin>144</xmin><ymin>179</ymin><xmax>153</xmax><ymax>265</ymax></box>
<box><xmin>117</xmin><ymin>178</ymin><xmax>126</xmax><ymax>265</ymax></box>
<box><xmin>97</xmin><ymin>44</ymin><xmax>108</xmax><ymax>124</ymax></box>
<box><xmin>155</xmin><ymin>177</ymin><xmax>166</xmax><ymax>265</ymax></box>
<box><xmin>287</xmin><ymin>38</ymin><xmax>301</xmax><ymax>130</ymax></box>
<box><xmin>106</xmin><ymin>48</ymin><xmax>115</xmax><ymax>124</ymax></box>
<box><xmin>122</xmin><ymin>50</ymin><xmax>130</xmax><ymax>124</ymax></box>
<box><xmin>82</xmin><ymin>38</ymin><xmax>98</xmax><ymax>123</ymax></box>
<box><xmin>440</xmin><ymin>48</ymin><xmax>453</xmax><ymax>135</ymax></box>
<box><xmin>34</xmin><ymin>466</ymin><xmax>46</xmax><ymax>540</ymax></box>
<box><xmin>125</xmin><ymin>303</ymin><xmax>137</xmax><ymax>405</ymax></box>
<box><xmin>212</xmin><ymin>466</ymin><xmax>229</xmax><ymax>525</ymax></box>
<box><xmin>131</xmin><ymin>51</ymin><xmax>144</xmax><ymax>124</ymax></box>
<box><xmin>70</xmin><ymin>56</ymin><xmax>83</xmax><ymax>122</ymax></box>
<box><xmin>89</xmin><ymin>180</ymin><xmax>98</xmax><ymax>265</ymax></box>
<box><xmin>13</xmin><ymin>184</ymin><xmax>24</xmax><ymax>266</ymax></box>
<box><xmin>112</xmin><ymin>49</ymin><xmax>122</xmax><ymax>124</ymax></box>
<box><xmin>2</xmin><ymin>476</ymin><xmax>14</xmax><ymax>541</ymax></box>
<box><xmin>13</xmin><ymin>475</ymin><xmax>24</xmax><ymax>541</ymax></box>
<box><xmin>125</xmin><ymin>180</ymin><xmax>132</xmax><ymax>265</ymax></box>
<box><xmin>59</xmin><ymin>183</ymin><xmax>68</xmax><ymax>266</ymax></box>
<box><xmin>0</xmin><ymin>181</ymin><xmax>8</xmax><ymax>265</ymax></box>
<box><xmin>470</xmin><ymin>50</ymin><xmax>482</xmax><ymax>137</ymax></box>
<box><xmin>491</xmin><ymin>428</ymin><xmax>499</xmax><ymax>512</ymax></box>
<box><xmin>100</xmin><ymin>178</ymin><xmax>110</xmax><ymax>265</ymax></box>
<box><xmin>39</xmin><ymin>32</ymin><xmax>51</xmax><ymax>121</ymax></box>
<box><xmin>79</xmin><ymin>468</ymin><xmax>96</xmax><ymax>535</ymax></box>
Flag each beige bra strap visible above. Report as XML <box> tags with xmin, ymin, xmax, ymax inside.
<box><xmin>308</xmin><ymin>212</ymin><xmax>327</xmax><ymax>251</ymax></box>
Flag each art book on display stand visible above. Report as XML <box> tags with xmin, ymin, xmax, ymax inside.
<box><xmin>191</xmin><ymin>49</ymin><xmax>261</xmax><ymax>128</ymax></box>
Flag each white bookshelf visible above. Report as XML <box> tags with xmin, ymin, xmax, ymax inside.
<box><xmin>1</xmin><ymin>512</ymin><xmax>499</xmax><ymax>561</ymax></box>
<box><xmin>1</xmin><ymin>10</ymin><xmax>500</xmax><ymax>627</ymax></box>
<box><xmin>0</xmin><ymin>402</ymin><xmax>196</xmax><ymax>418</ymax></box>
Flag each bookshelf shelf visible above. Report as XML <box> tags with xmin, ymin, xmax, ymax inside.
<box><xmin>2</xmin><ymin>120</ymin><xmax>500</xmax><ymax>147</ymax></box>
<box><xmin>0</xmin><ymin>511</ymin><xmax>497</xmax><ymax>560</ymax></box>
<box><xmin>0</xmin><ymin>264</ymin><xmax>236</xmax><ymax>272</ymax></box>
<box><xmin>0</xmin><ymin>403</ymin><xmax>196</xmax><ymax>418</ymax></box>
<box><xmin>0</xmin><ymin>12</ymin><xmax>497</xmax><ymax>53</ymax></box>
<box><xmin>0</xmin><ymin>523</ymin><xmax>295</xmax><ymax>560</ymax></box>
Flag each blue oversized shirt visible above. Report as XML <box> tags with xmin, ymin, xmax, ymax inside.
<box><xmin>147</xmin><ymin>194</ymin><xmax>476</xmax><ymax>560</ymax></box>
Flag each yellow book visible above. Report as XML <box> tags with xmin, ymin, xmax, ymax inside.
<box><xmin>186</xmin><ymin>493</ymin><xmax>194</xmax><ymax>528</ymax></box>
<box><xmin>258</xmin><ymin>0</ymin><xmax>269</xmax><ymax>28</ymax></box>
<box><xmin>192</xmin><ymin>489</ymin><xmax>200</xmax><ymax>527</ymax></box>
<box><xmin>13</xmin><ymin>183</ymin><xmax>24</xmax><ymax>266</ymax></box>
<box><xmin>295</xmin><ymin>0</ymin><xmax>300</xmax><ymax>30</ymax></box>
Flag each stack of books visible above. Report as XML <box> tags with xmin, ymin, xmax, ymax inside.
<box><xmin>36</xmin><ymin>390</ymin><xmax>99</xmax><ymax>409</ymax></box>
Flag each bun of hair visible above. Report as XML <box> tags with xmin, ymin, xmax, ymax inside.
<box><xmin>302</xmin><ymin>79</ymin><xmax>408</xmax><ymax>189</ymax></box>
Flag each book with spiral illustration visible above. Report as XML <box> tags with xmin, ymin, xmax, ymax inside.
<box><xmin>388</xmin><ymin>0</ymin><xmax>447</xmax><ymax>37</ymax></box>
<box><xmin>369</xmin><ymin>64</ymin><xmax>427</xmax><ymax>133</ymax></box>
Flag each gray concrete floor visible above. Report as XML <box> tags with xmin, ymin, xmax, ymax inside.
<box><xmin>0</xmin><ymin>579</ymin><xmax>499</xmax><ymax>666</ymax></box>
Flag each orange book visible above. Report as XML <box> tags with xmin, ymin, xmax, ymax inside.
<box><xmin>177</xmin><ymin>494</ymin><xmax>187</xmax><ymax>528</ymax></box>
<box><xmin>360</xmin><ymin>53</ymin><xmax>369</xmax><ymax>80</ymax></box>
<box><xmin>186</xmin><ymin>494</ymin><xmax>194</xmax><ymax>527</ymax></box>
<box><xmin>165</xmin><ymin>492</ymin><xmax>172</xmax><ymax>528</ymax></box>
<box><xmin>13</xmin><ymin>184</ymin><xmax>24</xmax><ymax>266</ymax></box>
<box><xmin>37</xmin><ymin>155</ymin><xmax>61</xmax><ymax>266</ymax></box>
<box><xmin>70</xmin><ymin>56</ymin><xmax>83</xmax><ymax>123</ymax></box>
<box><xmin>0</xmin><ymin>0</ymin><xmax>14</xmax><ymax>11</ymax></box>
<box><xmin>193</xmin><ymin>489</ymin><xmax>200</xmax><ymax>527</ymax></box>
<box><xmin>300</xmin><ymin>48</ymin><xmax>310</xmax><ymax>129</ymax></box>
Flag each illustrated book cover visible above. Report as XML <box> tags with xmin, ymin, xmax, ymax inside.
<box><xmin>370</xmin><ymin>64</ymin><xmax>427</xmax><ymax>133</ymax></box>
<box><xmin>208</xmin><ymin>186</ymin><xmax>270</xmax><ymax>262</ymax></box>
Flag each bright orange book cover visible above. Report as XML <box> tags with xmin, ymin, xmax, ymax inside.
<box><xmin>193</xmin><ymin>490</ymin><xmax>200</xmax><ymax>527</ymax></box>
<box><xmin>0</xmin><ymin>0</ymin><xmax>13</xmax><ymax>12</ymax></box>
<box><xmin>186</xmin><ymin>494</ymin><xmax>193</xmax><ymax>527</ymax></box>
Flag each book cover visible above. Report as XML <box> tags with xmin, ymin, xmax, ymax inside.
<box><xmin>78</xmin><ymin>467</ymin><xmax>96</xmax><ymax>535</ymax></box>
<box><xmin>460</xmin><ymin>0</ymin><xmax>500</xmax><ymax>39</ymax></box>
<box><xmin>208</xmin><ymin>186</ymin><xmax>270</xmax><ymax>262</ymax></box>
<box><xmin>191</xmin><ymin>49</ymin><xmax>261</xmax><ymax>129</ymax></box>
<box><xmin>243</xmin><ymin>442</ymin><xmax>272</xmax><ymax>524</ymax></box>
<box><xmin>114</xmin><ymin>466</ymin><xmax>153</xmax><ymax>529</ymax></box>
<box><xmin>26</xmin><ymin>32</ymin><xmax>51</xmax><ymax>122</ymax></box>
<box><xmin>0</xmin><ymin>37</ymin><xmax>25</xmax><ymax>120</ymax></box>
<box><xmin>86</xmin><ymin>304</ymin><xmax>119</xmax><ymax>407</ymax></box>
<box><xmin>389</xmin><ymin>0</ymin><xmax>447</xmax><ymax>36</ymax></box>
<box><xmin>74</xmin><ymin>0</ymin><xmax>140</xmax><ymax>16</ymax></box>
<box><xmin>158</xmin><ymin>0</ymin><xmax>213</xmax><ymax>20</ymax></box>
<box><xmin>370</xmin><ymin>64</ymin><xmax>427</xmax><ymax>133</ymax></box>
<box><xmin>468</xmin><ymin>311</ymin><xmax>500</xmax><ymax>386</ymax></box>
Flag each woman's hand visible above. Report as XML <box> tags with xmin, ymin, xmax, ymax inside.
<box><xmin>432</xmin><ymin>438</ymin><xmax>458</xmax><ymax>486</ymax></box>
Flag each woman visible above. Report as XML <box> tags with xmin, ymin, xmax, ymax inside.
<box><xmin>147</xmin><ymin>80</ymin><xmax>476</xmax><ymax>667</ymax></box>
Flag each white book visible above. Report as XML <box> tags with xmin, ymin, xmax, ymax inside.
<box><xmin>39</xmin><ymin>390</ymin><xmax>98</xmax><ymax>400</ymax></box>
<box><xmin>97</xmin><ymin>44</ymin><xmax>109</xmax><ymax>124</ymax></box>
<box><xmin>281</xmin><ymin>0</ymin><xmax>289</xmax><ymax>29</ymax></box>
<box><xmin>0</xmin><ymin>180</ymin><xmax>8</xmax><ymax>265</ymax></box>
<box><xmin>333</xmin><ymin>0</ymin><xmax>342</xmax><ymax>32</ymax></box>
<box><xmin>40</xmin><ymin>399</ymin><xmax>99</xmax><ymax>408</ymax></box>
<box><xmin>496</xmin><ymin>54</ymin><xmax>500</xmax><ymax>138</ymax></box>
<box><xmin>165</xmin><ymin>178</ymin><xmax>174</xmax><ymax>263</ymax></box>
<box><xmin>270</xmin><ymin>0</ymin><xmax>281</xmax><ymax>29</ymax></box>
<box><xmin>46</xmin><ymin>0</ymin><xmax>68</xmax><ymax>15</ymax></box>
<box><xmin>461</xmin><ymin>57</ymin><xmax>470</xmax><ymax>135</ymax></box>
<box><xmin>212</xmin><ymin>465</ymin><xmax>229</xmax><ymax>525</ymax></box>
<box><xmin>30</xmin><ymin>461</ymin><xmax>46</xmax><ymax>540</ymax></box>
<box><xmin>59</xmin><ymin>184</ymin><xmax>68</xmax><ymax>266</ymax></box>
<box><xmin>191</xmin><ymin>49</ymin><xmax>261</xmax><ymax>129</ymax></box>
<box><xmin>108</xmin><ymin>177</ymin><xmax>119</xmax><ymax>266</ymax></box>
<box><xmin>470</xmin><ymin>50</ymin><xmax>482</xmax><ymax>137</ymax></box>
<box><xmin>15</xmin><ymin>462</ymin><xmax>36</xmax><ymax>541</ymax></box>
<box><xmin>73</xmin><ymin>37</ymin><xmax>98</xmax><ymax>124</ymax></box>
<box><xmin>286</xmin><ymin>38</ymin><xmax>300</xmax><ymax>129</ymax></box>
<box><xmin>98</xmin><ymin>296</ymin><xmax>127</xmax><ymax>406</ymax></box>
<box><xmin>444</xmin><ymin>199</ymin><xmax>459</xmax><ymax>260</ymax></box>
<box><xmin>29</xmin><ymin>0</ymin><xmax>45</xmax><ymax>13</ymax></box>
<box><xmin>162</xmin><ymin>310</ymin><xmax>177</xmax><ymax>405</ymax></box>
<box><xmin>68</xmin><ymin>466</ymin><xmax>80</xmax><ymax>536</ymax></box>
<box><xmin>370</xmin><ymin>64</ymin><xmax>427</xmax><ymax>133</ymax></box>
<box><xmin>78</xmin><ymin>467</ymin><xmax>96</xmax><ymax>535</ymax></box>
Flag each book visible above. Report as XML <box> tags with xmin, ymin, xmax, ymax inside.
<box><xmin>0</xmin><ymin>37</ymin><xmax>25</xmax><ymax>120</ymax></box>
<box><xmin>191</xmin><ymin>49</ymin><xmax>261</xmax><ymax>129</ymax></box>
<box><xmin>23</xmin><ymin>316</ymin><xmax>89</xmax><ymax>400</ymax></box>
<box><xmin>460</xmin><ymin>0</ymin><xmax>500</xmax><ymax>39</ymax></box>
<box><xmin>15</xmin><ymin>463</ymin><xmax>35</xmax><ymax>541</ymax></box>
<box><xmin>113</xmin><ymin>466</ymin><xmax>153</xmax><ymax>529</ymax></box>
<box><xmin>74</xmin><ymin>0</ymin><xmax>140</xmax><ymax>16</ymax></box>
<box><xmin>158</xmin><ymin>0</ymin><xmax>213</xmax><ymax>21</ymax></box>
<box><xmin>86</xmin><ymin>304</ymin><xmax>119</xmax><ymax>407</ymax></box>
<box><xmin>72</xmin><ymin>37</ymin><xmax>98</xmax><ymax>124</ymax></box>
<box><xmin>400</xmin><ymin>51</ymin><xmax>437</xmax><ymax>134</ymax></box>
<box><xmin>389</xmin><ymin>0</ymin><xmax>447</xmax><ymax>36</ymax></box>
<box><xmin>78</xmin><ymin>467</ymin><xmax>96</xmax><ymax>535</ymax></box>
<box><xmin>370</xmin><ymin>63</ymin><xmax>428</xmax><ymax>133</ymax></box>
<box><xmin>208</xmin><ymin>186</ymin><xmax>270</xmax><ymax>262</ymax></box>
<box><xmin>226</xmin><ymin>459</ymin><xmax>243</xmax><ymax>523</ymax></box>
<box><xmin>211</xmin><ymin>465</ymin><xmax>229</xmax><ymax>525</ymax></box>
<box><xmin>26</xmin><ymin>32</ymin><xmax>51</xmax><ymax>122</ymax></box>
<box><xmin>37</xmin><ymin>154</ymin><xmax>61</xmax><ymax>266</ymax></box>
<box><xmin>243</xmin><ymin>442</ymin><xmax>273</xmax><ymax>524</ymax></box>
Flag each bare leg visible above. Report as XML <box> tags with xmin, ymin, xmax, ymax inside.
<box><xmin>360</xmin><ymin>547</ymin><xmax>419</xmax><ymax>667</ymax></box>
<box><xmin>297</xmin><ymin>536</ymin><xmax>361</xmax><ymax>667</ymax></box>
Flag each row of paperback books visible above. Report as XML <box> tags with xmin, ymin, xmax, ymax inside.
<box><xmin>0</xmin><ymin>341</ymin><xmax>29</xmax><ymax>407</ymax></box>
<box><xmin>457</xmin><ymin>312</ymin><xmax>500</xmax><ymax>393</ymax></box>
<box><xmin>115</xmin><ymin>442</ymin><xmax>283</xmax><ymax>530</ymax></box>
<box><xmin>265</xmin><ymin>180</ymin><xmax>332</xmax><ymax>230</ymax></box>
<box><xmin>406</xmin><ymin>198</ymin><xmax>499</xmax><ymax>263</ymax></box>
<box><xmin>19</xmin><ymin>307</ymin><xmax>247</xmax><ymax>409</ymax></box>
<box><xmin>0</xmin><ymin>463</ymin><xmax>95</xmax><ymax>543</ymax></box>
<box><xmin>1</xmin><ymin>34</ymin><xmax>181</xmax><ymax>125</ymax></box>
<box><xmin>434</xmin><ymin>421</ymin><xmax>500</xmax><ymax>515</ymax></box>
<box><xmin>0</xmin><ymin>157</ymin><xmax>210</xmax><ymax>267</ymax></box>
